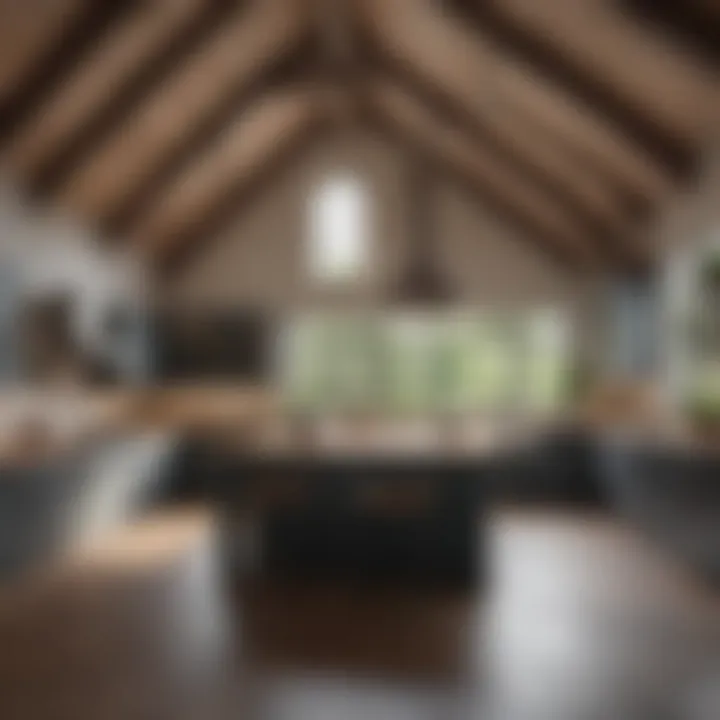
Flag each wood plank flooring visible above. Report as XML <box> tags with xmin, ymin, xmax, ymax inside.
<box><xmin>0</xmin><ymin>508</ymin><xmax>717</xmax><ymax>719</ymax></box>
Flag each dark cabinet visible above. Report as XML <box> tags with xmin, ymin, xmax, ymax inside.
<box><xmin>209</xmin><ymin>456</ymin><xmax>486</xmax><ymax>588</ymax></box>
<box><xmin>152</xmin><ymin>310</ymin><xmax>270</xmax><ymax>381</ymax></box>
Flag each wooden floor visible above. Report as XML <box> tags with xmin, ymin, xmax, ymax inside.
<box><xmin>0</xmin><ymin>508</ymin><xmax>718</xmax><ymax>720</ymax></box>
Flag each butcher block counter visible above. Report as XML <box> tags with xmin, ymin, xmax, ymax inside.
<box><xmin>0</xmin><ymin>379</ymin><xmax>714</xmax><ymax>464</ymax></box>
<box><xmin>0</xmin><ymin>385</ymin><xmax>277</xmax><ymax>467</ymax></box>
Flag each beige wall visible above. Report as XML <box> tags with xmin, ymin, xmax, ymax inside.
<box><xmin>651</xmin><ymin>144</ymin><xmax>720</xmax><ymax>256</ymax></box>
<box><xmin>165</xmin><ymin>130</ymin><xmax>591</xmax><ymax>317</ymax></box>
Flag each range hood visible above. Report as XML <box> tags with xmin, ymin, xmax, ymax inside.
<box><xmin>392</xmin><ymin>155</ymin><xmax>453</xmax><ymax>305</ymax></box>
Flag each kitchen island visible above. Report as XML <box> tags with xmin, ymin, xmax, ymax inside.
<box><xmin>199</xmin><ymin>418</ymin><xmax>563</xmax><ymax>588</ymax></box>
<box><xmin>210</xmin><ymin>453</ymin><xmax>492</xmax><ymax>587</ymax></box>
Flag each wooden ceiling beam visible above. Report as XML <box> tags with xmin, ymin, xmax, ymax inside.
<box><xmin>366</xmin><ymin>110</ymin><xmax>591</xmax><ymax>273</ymax></box>
<box><xmin>25</xmin><ymin>0</ymin><xmax>241</xmax><ymax>201</ymax></box>
<box><xmin>309</xmin><ymin>0</ymin><xmax>366</xmax><ymax>125</ymax></box>
<box><xmin>463</xmin><ymin>0</ymin><xmax>716</xmax><ymax>155</ymax></box>
<box><xmin>365</xmin><ymin>77</ymin><xmax>650</xmax><ymax>271</ymax></box>
<box><xmin>449</xmin><ymin>0</ymin><xmax>698</xmax><ymax>178</ymax></box>
<box><xmin>359</xmin><ymin>0</ymin><xmax>675</xmax><ymax>206</ymax></box>
<box><xmin>365</xmin><ymin>57</ymin><xmax>653</xmax><ymax>268</ymax></box>
<box><xmin>355</xmin><ymin>5</ymin><xmax>650</xmax><ymax>225</ymax></box>
<box><xmin>53</xmin><ymin>0</ymin><xmax>312</xmax><ymax>224</ymax></box>
<box><xmin>160</xmin><ymin>119</ymin><xmax>325</xmax><ymax>278</ymax></box>
<box><xmin>356</xmin><ymin>26</ymin><xmax>652</xmax><ymax>237</ymax></box>
<box><xmin>101</xmin><ymin>37</ymin><xmax>316</xmax><ymax>239</ymax></box>
<box><xmin>0</xmin><ymin>0</ymin><xmax>87</xmax><ymax>104</ymax></box>
<box><xmin>131</xmin><ymin>84</ymin><xmax>322</xmax><ymax>268</ymax></box>
<box><xmin>361</xmin><ymin>102</ymin><xmax>594</xmax><ymax>272</ymax></box>
<box><xmin>7</xmin><ymin>1</ymin><xmax>227</xmax><ymax>192</ymax></box>
<box><xmin>626</xmin><ymin>0</ymin><xmax>720</xmax><ymax>65</ymax></box>
<box><xmin>0</xmin><ymin>1</ymin><xmax>138</xmax><ymax>150</ymax></box>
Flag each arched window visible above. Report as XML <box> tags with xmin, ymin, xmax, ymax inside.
<box><xmin>307</xmin><ymin>173</ymin><xmax>369</xmax><ymax>283</ymax></box>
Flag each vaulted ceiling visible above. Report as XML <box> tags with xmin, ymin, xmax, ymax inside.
<box><xmin>0</xmin><ymin>0</ymin><xmax>717</xmax><ymax>276</ymax></box>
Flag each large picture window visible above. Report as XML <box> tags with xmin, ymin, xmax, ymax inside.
<box><xmin>279</xmin><ymin>310</ymin><xmax>571</xmax><ymax>414</ymax></box>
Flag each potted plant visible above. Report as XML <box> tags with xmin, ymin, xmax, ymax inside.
<box><xmin>685</xmin><ymin>365</ymin><xmax>720</xmax><ymax>444</ymax></box>
<box><xmin>701</xmin><ymin>250</ymin><xmax>720</xmax><ymax>296</ymax></box>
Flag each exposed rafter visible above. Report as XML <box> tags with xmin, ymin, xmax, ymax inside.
<box><xmin>362</xmin><ymin>106</ymin><xmax>591</xmax><ymax>272</ymax></box>
<box><xmin>8</xmin><ymin>0</ymin><xmax>233</xmax><ymax>197</ymax></box>
<box><xmin>370</xmin><ymin>79</ymin><xmax>610</xmax><ymax>268</ymax></box>
<box><xmin>53</xmin><ymin>0</ymin><xmax>312</xmax><ymax>223</ymax></box>
<box><xmin>0</xmin><ymin>0</ymin><xmax>87</xmax><ymax>103</ymax></box>
<box><xmin>626</xmin><ymin>0</ymin><xmax>720</xmax><ymax>65</ymax></box>
<box><xmin>448</xmin><ymin>0</ymin><xmax>699</xmax><ymax>178</ymax></box>
<box><xmin>101</xmin><ymin>37</ymin><xmax>316</xmax><ymax>238</ymax></box>
<box><xmin>360</xmin><ymin>28</ymin><xmax>650</xmax><ymax>231</ymax></box>
<box><xmin>313</xmin><ymin>0</ymin><xmax>358</xmax><ymax>83</ymax></box>
<box><xmin>0</xmin><ymin>0</ymin><xmax>714</xmax><ymax>277</ymax></box>
<box><xmin>364</xmin><ymin>46</ymin><xmax>655</xmax><ymax>265</ymax></box>
<box><xmin>458</xmin><ymin>0</ymin><xmax>717</xmax><ymax>151</ymax></box>
<box><xmin>359</xmin><ymin>0</ymin><xmax>676</xmax><ymax>205</ymax></box>
<box><xmin>162</xmin><ymin>123</ymin><xmax>324</xmax><ymax>277</ymax></box>
<box><xmin>133</xmin><ymin>84</ymin><xmax>323</xmax><ymax>269</ymax></box>
<box><xmin>367</xmin><ymin>110</ymin><xmax>590</xmax><ymax>272</ymax></box>
<box><xmin>0</xmin><ymin>1</ymin><xmax>137</xmax><ymax>149</ymax></box>
<box><xmin>372</xmin><ymin>78</ymin><xmax>653</xmax><ymax>271</ymax></box>
<box><xmin>355</xmin><ymin>4</ymin><xmax>655</xmax><ymax>229</ymax></box>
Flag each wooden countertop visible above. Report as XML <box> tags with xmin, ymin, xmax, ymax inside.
<box><xmin>0</xmin><ymin>385</ymin><xmax>276</xmax><ymax>467</ymax></box>
<box><xmin>0</xmin><ymin>383</ymin><xmax>716</xmax><ymax>465</ymax></box>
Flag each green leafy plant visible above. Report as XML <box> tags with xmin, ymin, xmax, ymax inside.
<box><xmin>686</xmin><ymin>397</ymin><xmax>720</xmax><ymax>434</ymax></box>
<box><xmin>701</xmin><ymin>250</ymin><xmax>720</xmax><ymax>293</ymax></box>
<box><xmin>685</xmin><ymin>363</ymin><xmax>720</xmax><ymax>433</ymax></box>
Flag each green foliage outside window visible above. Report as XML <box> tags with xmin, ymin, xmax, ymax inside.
<box><xmin>281</xmin><ymin>310</ymin><xmax>570</xmax><ymax>414</ymax></box>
